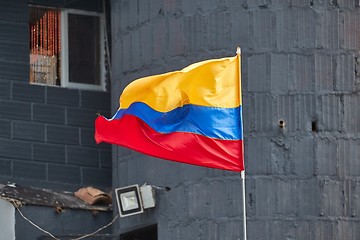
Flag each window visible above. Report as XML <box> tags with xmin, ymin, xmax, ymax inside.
<box><xmin>120</xmin><ymin>225</ymin><xmax>157</xmax><ymax>240</ymax></box>
<box><xmin>29</xmin><ymin>6</ymin><xmax>106</xmax><ymax>91</ymax></box>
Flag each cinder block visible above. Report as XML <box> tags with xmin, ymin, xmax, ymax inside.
<box><xmin>252</xmin><ymin>93</ymin><xmax>273</xmax><ymax>132</ymax></box>
<box><xmin>67</xmin><ymin>146</ymin><xmax>99</xmax><ymax>167</ymax></box>
<box><xmin>12</xmin><ymin>82</ymin><xmax>45</xmax><ymax>103</ymax></box>
<box><xmin>277</xmin><ymin>94</ymin><xmax>298</xmax><ymax>132</ymax></box>
<box><xmin>0</xmin><ymin>80</ymin><xmax>10</xmax><ymax>99</ymax></box>
<box><xmin>0</xmin><ymin>61</ymin><xmax>28</xmax><ymax>82</ymax></box>
<box><xmin>270</xmin><ymin>54</ymin><xmax>293</xmax><ymax>93</ymax></box>
<box><xmin>207</xmin><ymin>12</ymin><xmax>230</xmax><ymax>50</ymax></box>
<box><xmin>315</xmin><ymin>10</ymin><xmax>339</xmax><ymax>49</ymax></box>
<box><xmin>297</xmin><ymin>179</ymin><xmax>320</xmax><ymax>216</ymax></box>
<box><xmin>33</xmin><ymin>143</ymin><xmax>65</xmax><ymax>163</ymax></box>
<box><xmin>247</xmin><ymin>219</ymin><xmax>270</xmax><ymax>240</ymax></box>
<box><xmin>202</xmin><ymin>0</ymin><xmax>217</xmax><ymax>11</ymax></box>
<box><xmin>298</xmin><ymin>94</ymin><xmax>316</xmax><ymax>132</ymax></box>
<box><xmin>339</xmin><ymin>139</ymin><xmax>360</xmax><ymax>176</ymax></box>
<box><xmin>295</xmin><ymin>220</ymin><xmax>320</xmax><ymax>239</ymax></box>
<box><xmin>230</xmin><ymin>10</ymin><xmax>250</xmax><ymax>51</ymax></box>
<box><xmin>181</xmin><ymin>0</ymin><xmax>198</xmax><ymax>15</ymax></box>
<box><xmin>178</xmin><ymin>221</ymin><xmax>202</xmax><ymax>240</ymax></box>
<box><xmin>0</xmin><ymin>21</ymin><xmax>27</xmax><ymax>43</ymax></box>
<box><xmin>183</xmin><ymin>15</ymin><xmax>206</xmax><ymax>52</ymax></box>
<box><xmin>131</xmin><ymin>30</ymin><xmax>142</xmax><ymax>70</ymax></box>
<box><xmin>80</xmin><ymin>128</ymin><xmax>97</xmax><ymax>147</ymax></box>
<box><xmin>0</xmin><ymin>41</ymin><xmax>27</xmax><ymax>62</ymax></box>
<box><xmin>149</xmin><ymin>0</ymin><xmax>162</xmax><ymax>19</ymax></box>
<box><xmin>0</xmin><ymin>2</ymin><xmax>27</xmax><ymax>21</ymax></box>
<box><xmin>292</xmin><ymin>137</ymin><xmax>315</xmax><ymax>176</ymax></box>
<box><xmin>128</xmin><ymin>0</ymin><xmax>138</xmax><ymax>28</ymax></box>
<box><xmin>340</xmin><ymin>11</ymin><xmax>360</xmax><ymax>50</ymax></box>
<box><xmin>339</xmin><ymin>221</ymin><xmax>360</xmax><ymax>240</ymax></box>
<box><xmin>246</xmin><ymin>0</ymin><xmax>268</xmax><ymax>8</ymax></box>
<box><xmin>217</xmin><ymin>220</ymin><xmax>241</xmax><ymax>240</ymax></box>
<box><xmin>82</xmin><ymin>167</ymin><xmax>111</xmax><ymax>187</ymax></box>
<box><xmin>99</xmin><ymin>149</ymin><xmax>111</xmax><ymax>168</ymax></box>
<box><xmin>315</xmin><ymin>54</ymin><xmax>333</xmax><ymax>92</ymax></box>
<box><xmin>247</xmin><ymin>54</ymin><xmax>269</xmax><ymax>92</ymax></box>
<box><xmin>67</xmin><ymin>107</ymin><xmax>98</xmax><ymax>127</ymax></box>
<box><xmin>269</xmin><ymin>220</ymin><xmax>295</xmax><ymax>239</ymax></box>
<box><xmin>124</xmin><ymin>154</ymin><xmax>160</xmax><ymax>183</ymax></box>
<box><xmin>47</xmin><ymin>87</ymin><xmax>79</xmax><ymax>107</ymax></box>
<box><xmin>0</xmin><ymin>158</ymin><xmax>11</xmax><ymax>176</ymax></box>
<box><xmin>316</xmin><ymin>137</ymin><xmax>338</xmax><ymax>176</ymax></box>
<box><xmin>0</xmin><ymin>100</ymin><xmax>31</xmax><ymax>121</ymax></box>
<box><xmin>293</xmin><ymin>54</ymin><xmax>315</xmax><ymax>92</ymax></box>
<box><xmin>80</xmin><ymin>91</ymin><xmax>110</xmax><ymax>111</ymax></box>
<box><xmin>33</xmin><ymin>103</ymin><xmax>65</xmax><ymax>124</ymax></box>
<box><xmin>246</xmin><ymin>136</ymin><xmax>271</xmax><ymax>175</ymax></box>
<box><xmin>276</xmin><ymin>9</ymin><xmax>296</xmax><ymax>50</ymax></box>
<box><xmin>319</xmin><ymin>94</ymin><xmax>341</xmax><ymax>132</ymax></box>
<box><xmin>336</xmin><ymin>54</ymin><xmax>355</xmax><ymax>92</ymax></box>
<box><xmin>111</xmin><ymin>40</ymin><xmax>121</xmax><ymax>77</ymax></box>
<box><xmin>152</xmin><ymin>19</ymin><xmax>167</xmax><ymax>60</ymax></box>
<box><xmin>12</xmin><ymin>121</ymin><xmax>45</xmax><ymax>142</ymax></box>
<box><xmin>140</xmin><ymin>24</ymin><xmax>153</xmax><ymax>64</ymax></box>
<box><xmin>169</xmin><ymin>18</ymin><xmax>185</xmax><ymax>55</ymax></box>
<box><xmin>295</xmin><ymin>9</ymin><xmax>316</xmax><ymax>48</ymax></box>
<box><xmin>13</xmin><ymin>160</ymin><xmax>46</xmax><ymax>180</ymax></box>
<box><xmin>158</xmin><ymin>183</ymin><xmax>188</xmax><ymax>219</ymax></box>
<box><xmin>242</xmin><ymin>93</ymin><xmax>251</xmax><ymax>133</ymax></box>
<box><xmin>337</xmin><ymin>0</ymin><xmax>357</xmax><ymax>8</ymax></box>
<box><xmin>47</xmin><ymin>163</ymin><xmax>81</xmax><ymax>184</ymax></box>
<box><xmin>203</xmin><ymin>221</ymin><xmax>221</xmax><ymax>240</ymax></box>
<box><xmin>319</xmin><ymin>178</ymin><xmax>344</xmax><ymax>217</ymax></box>
<box><xmin>270</xmin><ymin>138</ymin><xmax>291</xmax><ymax>174</ymax></box>
<box><xmin>254</xmin><ymin>178</ymin><xmax>276</xmax><ymax>216</ymax></box>
<box><xmin>180</xmin><ymin>163</ymin><xmax>208</xmax><ymax>182</ymax></box>
<box><xmin>343</xmin><ymin>95</ymin><xmax>360</xmax><ymax>133</ymax></box>
<box><xmin>138</xmin><ymin>0</ymin><xmax>149</xmax><ymax>23</ymax></box>
<box><xmin>46</xmin><ymin>124</ymin><xmax>79</xmax><ymax>145</ymax></box>
<box><xmin>348</xmin><ymin>180</ymin><xmax>360</xmax><ymax>218</ymax></box>
<box><xmin>315</xmin><ymin>220</ymin><xmax>339</xmax><ymax>240</ymax></box>
<box><xmin>0</xmin><ymin>119</ymin><xmax>10</xmax><ymax>138</ymax></box>
<box><xmin>121</xmin><ymin>33</ymin><xmax>132</xmax><ymax>71</ymax></box>
<box><xmin>275</xmin><ymin>179</ymin><xmax>297</xmax><ymax>215</ymax></box>
<box><xmin>118</xmin><ymin>0</ymin><xmax>129</xmax><ymax>32</ymax></box>
<box><xmin>188</xmin><ymin>182</ymin><xmax>209</xmax><ymax>218</ymax></box>
<box><xmin>0</xmin><ymin>139</ymin><xmax>31</xmax><ymax>160</ymax></box>
<box><xmin>205</xmin><ymin>165</ymin><xmax>236</xmax><ymax>178</ymax></box>
<box><xmin>252</xmin><ymin>10</ymin><xmax>275</xmax><ymax>50</ymax></box>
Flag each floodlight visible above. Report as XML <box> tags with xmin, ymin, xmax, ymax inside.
<box><xmin>115</xmin><ymin>185</ymin><xmax>143</xmax><ymax>217</ymax></box>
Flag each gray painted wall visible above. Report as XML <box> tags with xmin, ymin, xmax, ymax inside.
<box><xmin>15</xmin><ymin>205</ymin><xmax>112</xmax><ymax>239</ymax></box>
<box><xmin>0</xmin><ymin>0</ymin><xmax>111</xmax><ymax>191</ymax></box>
<box><xmin>111</xmin><ymin>0</ymin><xmax>360</xmax><ymax>239</ymax></box>
<box><xmin>0</xmin><ymin>0</ymin><xmax>112</xmax><ymax>237</ymax></box>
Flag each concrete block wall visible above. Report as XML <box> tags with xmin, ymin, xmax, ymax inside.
<box><xmin>111</xmin><ymin>0</ymin><xmax>360</xmax><ymax>239</ymax></box>
<box><xmin>0</xmin><ymin>0</ymin><xmax>111</xmax><ymax>190</ymax></box>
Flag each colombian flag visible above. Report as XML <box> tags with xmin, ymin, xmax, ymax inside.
<box><xmin>95</xmin><ymin>54</ymin><xmax>244</xmax><ymax>172</ymax></box>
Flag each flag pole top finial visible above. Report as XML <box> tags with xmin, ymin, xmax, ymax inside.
<box><xmin>236</xmin><ymin>47</ymin><xmax>241</xmax><ymax>55</ymax></box>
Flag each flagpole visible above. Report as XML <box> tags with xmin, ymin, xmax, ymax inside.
<box><xmin>241</xmin><ymin>170</ymin><xmax>247</xmax><ymax>240</ymax></box>
<box><xmin>236</xmin><ymin>47</ymin><xmax>247</xmax><ymax>240</ymax></box>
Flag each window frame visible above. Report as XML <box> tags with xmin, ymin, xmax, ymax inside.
<box><xmin>60</xmin><ymin>8</ymin><xmax>106</xmax><ymax>91</ymax></box>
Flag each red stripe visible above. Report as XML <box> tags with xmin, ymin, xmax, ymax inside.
<box><xmin>95</xmin><ymin>115</ymin><xmax>244</xmax><ymax>172</ymax></box>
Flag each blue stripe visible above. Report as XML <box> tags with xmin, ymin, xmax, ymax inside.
<box><xmin>111</xmin><ymin>102</ymin><xmax>242</xmax><ymax>140</ymax></box>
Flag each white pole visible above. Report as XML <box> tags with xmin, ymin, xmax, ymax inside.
<box><xmin>241</xmin><ymin>170</ymin><xmax>247</xmax><ymax>240</ymax></box>
<box><xmin>236</xmin><ymin>47</ymin><xmax>247</xmax><ymax>240</ymax></box>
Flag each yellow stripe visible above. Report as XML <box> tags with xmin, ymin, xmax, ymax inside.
<box><xmin>119</xmin><ymin>55</ymin><xmax>241</xmax><ymax>112</ymax></box>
